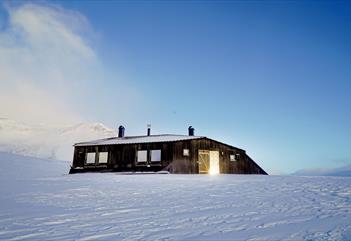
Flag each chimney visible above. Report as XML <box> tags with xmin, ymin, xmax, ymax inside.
<box><xmin>188</xmin><ymin>126</ymin><xmax>194</xmax><ymax>136</ymax></box>
<box><xmin>118</xmin><ymin>125</ymin><xmax>125</xmax><ymax>138</ymax></box>
<box><xmin>147</xmin><ymin>124</ymin><xmax>151</xmax><ymax>136</ymax></box>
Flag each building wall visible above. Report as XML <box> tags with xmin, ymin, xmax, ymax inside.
<box><xmin>71</xmin><ymin>138</ymin><xmax>267</xmax><ymax>175</ymax></box>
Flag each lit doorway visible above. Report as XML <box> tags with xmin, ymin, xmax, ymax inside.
<box><xmin>198</xmin><ymin>150</ymin><xmax>219</xmax><ymax>174</ymax></box>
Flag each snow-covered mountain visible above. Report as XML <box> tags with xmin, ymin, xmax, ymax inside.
<box><xmin>293</xmin><ymin>164</ymin><xmax>351</xmax><ymax>177</ymax></box>
<box><xmin>0</xmin><ymin>118</ymin><xmax>117</xmax><ymax>161</ymax></box>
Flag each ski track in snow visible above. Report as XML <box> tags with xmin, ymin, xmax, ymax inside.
<box><xmin>1</xmin><ymin>156</ymin><xmax>351</xmax><ymax>240</ymax></box>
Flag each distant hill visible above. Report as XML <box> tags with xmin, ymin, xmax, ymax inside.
<box><xmin>0</xmin><ymin>152</ymin><xmax>68</xmax><ymax>179</ymax></box>
<box><xmin>293</xmin><ymin>164</ymin><xmax>351</xmax><ymax>177</ymax></box>
<box><xmin>0</xmin><ymin>118</ymin><xmax>116</xmax><ymax>161</ymax></box>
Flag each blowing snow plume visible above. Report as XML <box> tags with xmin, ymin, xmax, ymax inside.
<box><xmin>0</xmin><ymin>2</ymin><xmax>99</xmax><ymax>125</ymax></box>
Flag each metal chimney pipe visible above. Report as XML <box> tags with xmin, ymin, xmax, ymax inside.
<box><xmin>118</xmin><ymin>125</ymin><xmax>125</xmax><ymax>138</ymax></box>
<box><xmin>147</xmin><ymin>124</ymin><xmax>151</xmax><ymax>136</ymax></box>
<box><xmin>188</xmin><ymin>126</ymin><xmax>194</xmax><ymax>136</ymax></box>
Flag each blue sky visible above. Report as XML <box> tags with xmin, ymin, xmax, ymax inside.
<box><xmin>1</xmin><ymin>1</ymin><xmax>350</xmax><ymax>174</ymax></box>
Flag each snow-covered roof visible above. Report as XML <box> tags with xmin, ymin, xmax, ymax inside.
<box><xmin>74</xmin><ymin>134</ymin><xmax>205</xmax><ymax>147</ymax></box>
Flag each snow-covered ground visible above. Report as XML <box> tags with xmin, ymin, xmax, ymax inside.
<box><xmin>0</xmin><ymin>152</ymin><xmax>351</xmax><ymax>241</ymax></box>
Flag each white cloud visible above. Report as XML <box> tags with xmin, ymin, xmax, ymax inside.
<box><xmin>0</xmin><ymin>2</ymin><xmax>98</xmax><ymax>124</ymax></box>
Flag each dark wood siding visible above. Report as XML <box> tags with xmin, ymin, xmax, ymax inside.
<box><xmin>70</xmin><ymin>138</ymin><xmax>267</xmax><ymax>175</ymax></box>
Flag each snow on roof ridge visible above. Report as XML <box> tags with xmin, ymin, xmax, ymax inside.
<box><xmin>74</xmin><ymin>134</ymin><xmax>205</xmax><ymax>146</ymax></box>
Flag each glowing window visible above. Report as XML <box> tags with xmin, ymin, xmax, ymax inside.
<box><xmin>98</xmin><ymin>152</ymin><xmax>108</xmax><ymax>164</ymax></box>
<box><xmin>230</xmin><ymin>154</ymin><xmax>236</xmax><ymax>162</ymax></box>
<box><xmin>86</xmin><ymin>152</ymin><xmax>96</xmax><ymax>164</ymax></box>
<box><xmin>137</xmin><ymin>150</ymin><xmax>147</xmax><ymax>163</ymax></box>
<box><xmin>151</xmin><ymin>150</ymin><xmax>161</xmax><ymax>162</ymax></box>
<box><xmin>183</xmin><ymin>149</ymin><xmax>189</xmax><ymax>156</ymax></box>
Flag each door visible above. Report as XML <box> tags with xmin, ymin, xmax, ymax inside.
<box><xmin>198</xmin><ymin>150</ymin><xmax>220</xmax><ymax>174</ymax></box>
<box><xmin>209</xmin><ymin>151</ymin><xmax>220</xmax><ymax>175</ymax></box>
<box><xmin>198</xmin><ymin>150</ymin><xmax>210</xmax><ymax>174</ymax></box>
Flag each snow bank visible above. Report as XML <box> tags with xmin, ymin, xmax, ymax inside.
<box><xmin>0</xmin><ymin>152</ymin><xmax>350</xmax><ymax>240</ymax></box>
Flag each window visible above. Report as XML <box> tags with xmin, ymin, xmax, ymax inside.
<box><xmin>183</xmin><ymin>149</ymin><xmax>189</xmax><ymax>156</ymax></box>
<box><xmin>86</xmin><ymin>152</ymin><xmax>96</xmax><ymax>164</ymax></box>
<box><xmin>98</xmin><ymin>152</ymin><xmax>108</xmax><ymax>164</ymax></box>
<box><xmin>230</xmin><ymin>153</ymin><xmax>240</xmax><ymax>161</ymax></box>
<box><xmin>137</xmin><ymin>150</ymin><xmax>147</xmax><ymax>163</ymax></box>
<box><xmin>235</xmin><ymin>154</ymin><xmax>240</xmax><ymax>161</ymax></box>
<box><xmin>151</xmin><ymin>150</ymin><xmax>161</xmax><ymax>162</ymax></box>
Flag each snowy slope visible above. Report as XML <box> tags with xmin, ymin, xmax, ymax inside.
<box><xmin>0</xmin><ymin>152</ymin><xmax>69</xmax><ymax>180</ymax></box>
<box><xmin>0</xmin><ymin>118</ymin><xmax>116</xmax><ymax>161</ymax></box>
<box><xmin>0</xmin><ymin>152</ymin><xmax>350</xmax><ymax>240</ymax></box>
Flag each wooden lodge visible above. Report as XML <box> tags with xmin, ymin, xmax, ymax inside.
<box><xmin>69</xmin><ymin>126</ymin><xmax>267</xmax><ymax>175</ymax></box>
